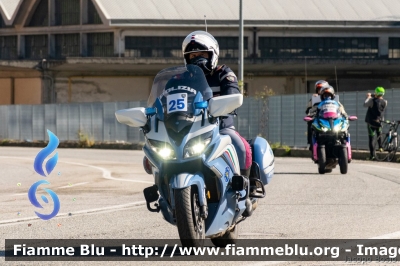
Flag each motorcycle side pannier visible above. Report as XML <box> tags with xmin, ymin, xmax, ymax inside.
<box><xmin>250</xmin><ymin>137</ymin><xmax>275</xmax><ymax>185</ymax></box>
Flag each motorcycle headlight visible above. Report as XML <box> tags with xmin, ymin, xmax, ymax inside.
<box><xmin>183</xmin><ymin>131</ymin><xmax>213</xmax><ymax>158</ymax></box>
<box><xmin>321</xmin><ymin>127</ymin><xmax>328</xmax><ymax>132</ymax></box>
<box><xmin>333</xmin><ymin>124</ymin><xmax>341</xmax><ymax>132</ymax></box>
<box><xmin>147</xmin><ymin>139</ymin><xmax>176</xmax><ymax>160</ymax></box>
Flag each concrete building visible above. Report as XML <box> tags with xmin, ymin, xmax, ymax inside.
<box><xmin>1</xmin><ymin>0</ymin><xmax>400</xmax><ymax>105</ymax></box>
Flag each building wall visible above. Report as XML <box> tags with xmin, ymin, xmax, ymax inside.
<box><xmin>246</xmin><ymin>77</ymin><xmax>286</xmax><ymax>95</ymax></box>
<box><xmin>14</xmin><ymin>78</ymin><xmax>42</xmax><ymax>104</ymax></box>
<box><xmin>55</xmin><ymin>76</ymin><xmax>152</xmax><ymax>103</ymax></box>
<box><xmin>0</xmin><ymin>78</ymin><xmax>12</xmax><ymax>105</ymax></box>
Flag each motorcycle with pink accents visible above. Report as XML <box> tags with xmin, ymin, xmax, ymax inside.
<box><xmin>304</xmin><ymin>99</ymin><xmax>357</xmax><ymax>174</ymax></box>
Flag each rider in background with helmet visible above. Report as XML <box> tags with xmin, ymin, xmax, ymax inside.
<box><xmin>305</xmin><ymin>80</ymin><xmax>329</xmax><ymax>150</ymax></box>
<box><xmin>306</xmin><ymin>80</ymin><xmax>329</xmax><ymax>115</ymax></box>
<box><xmin>318</xmin><ymin>86</ymin><xmax>348</xmax><ymax>117</ymax></box>
<box><xmin>364</xmin><ymin>87</ymin><xmax>388</xmax><ymax>160</ymax></box>
<box><xmin>182</xmin><ymin>30</ymin><xmax>252</xmax><ymax>178</ymax></box>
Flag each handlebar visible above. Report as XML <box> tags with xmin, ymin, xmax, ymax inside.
<box><xmin>382</xmin><ymin>120</ymin><xmax>398</xmax><ymax>126</ymax></box>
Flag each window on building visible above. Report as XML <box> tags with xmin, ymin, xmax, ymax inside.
<box><xmin>55</xmin><ymin>0</ymin><xmax>80</xmax><ymax>26</ymax></box>
<box><xmin>27</xmin><ymin>0</ymin><xmax>48</xmax><ymax>27</ymax></box>
<box><xmin>25</xmin><ymin>35</ymin><xmax>48</xmax><ymax>59</ymax></box>
<box><xmin>125</xmin><ymin>37</ymin><xmax>181</xmax><ymax>57</ymax></box>
<box><xmin>258</xmin><ymin>37</ymin><xmax>379</xmax><ymax>59</ymax></box>
<box><xmin>389</xmin><ymin>38</ymin><xmax>400</xmax><ymax>58</ymax></box>
<box><xmin>216</xmin><ymin>37</ymin><xmax>248</xmax><ymax>58</ymax></box>
<box><xmin>55</xmin><ymin>34</ymin><xmax>80</xmax><ymax>58</ymax></box>
<box><xmin>0</xmin><ymin>36</ymin><xmax>18</xmax><ymax>59</ymax></box>
<box><xmin>87</xmin><ymin>0</ymin><xmax>102</xmax><ymax>24</ymax></box>
<box><xmin>124</xmin><ymin>36</ymin><xmax>249</xmax><ymax>59</ymax></box>
<box><xmin>87</xmin><ymin>32</ymin><xmax>114</xmax><ymax>57</ymax></box>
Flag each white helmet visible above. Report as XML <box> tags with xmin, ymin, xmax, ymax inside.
<box><xmin>182</xmin><ymin>31</ymin><xmax>219</xmax><ymax>72</ymax></box>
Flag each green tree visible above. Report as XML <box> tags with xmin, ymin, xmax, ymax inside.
<box><xmin>255</xmin><ymin>86</ymin><xmax>275</xmax><ymax>139</ymax></box>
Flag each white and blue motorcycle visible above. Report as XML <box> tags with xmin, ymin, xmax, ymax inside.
<box><xmin>115</xmin><ymin>65</ymin><xmax>274</xmax><ymax>247</ymax></box>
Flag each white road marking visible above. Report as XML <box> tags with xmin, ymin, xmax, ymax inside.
<box><xmin>62</xmin><ymin>161</ymin><xmax>153</xmax><ymax>184</ymax></box>
<box><xmin>57</xmin><ymin>182</ymin><xmax>89</xmax><ymax>188</ymax></box>
<box><xmin>11</xmin><ymin>193</ymin><xmax>27</xmax><ymax>196</ymax></box>
<box><xmin>0</xmin><ymin>200</ymin><xmax>146</xmax><ymax>226</ymax></box>
<box><xmin>0</xmin><ymin>156</ymin><xmax>153</xmax><ymax>184</ymax></box>
<box><xmin>370</xmin><ymin>230</ymin><xmax>400</xmax><ymax>239</ymax></box>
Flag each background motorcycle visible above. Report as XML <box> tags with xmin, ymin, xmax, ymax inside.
<box><xmin>304</xmin><ymin>100</ymin><xmax>357</xmax><ymax>174</ymax></box>
<box><xmin>115</xmin><ymin>65</ymin><xmax>275</xmax><ymax>247</ymax></box>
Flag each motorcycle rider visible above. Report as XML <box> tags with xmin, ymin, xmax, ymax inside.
<box><xmin>306</xmin><ymin>80</ymin><xmax>329</xmax><ymax>150</ymax></box>
<box><xmin>310</xmin><ymin>86</ymin><xmax>348</xmax><ymax>118</ymax></box>
<box><xmin>182</xmin><ymin>30</ymin><xmax>252</xmax><ymax>178</ymax></box>
<box><xmin>364</xmin><ymin>87</ymin><xmax>388</xmax><ymax>160</ymax></box>
<box><xmin>305</xmin><ymin>80</ymin><xmax>329</xmax><ymax>115</ymax></box>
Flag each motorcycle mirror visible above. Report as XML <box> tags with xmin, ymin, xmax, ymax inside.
<box><xmin>348</xmin><ymin>116</ymin><xmax>358</xmax><ymax>121</ymax></box>
<box><xmin>304</xmin><ymin>116</ymin><xmax>313</xmax><ymax>122</ymax></box>
<box><xmin>209</xmin><ymin>94</ymin><xmax>243</xmax><ymax>117</ymax></box>
<box><xmin>115</xmin><ymin>107</ymin><xmax>147</xmax><ymax>127</ymax></box>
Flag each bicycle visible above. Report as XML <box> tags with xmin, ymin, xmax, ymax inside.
<box><xmin>373</xmin><ymin>120</ymin><xmax>400</xmax><ymax>162</ymax></box>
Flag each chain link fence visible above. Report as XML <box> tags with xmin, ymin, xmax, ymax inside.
<box><xmin>0</xmin><ymin>89</ymin><xmax>399</xmax><ymax>150</ymax></box>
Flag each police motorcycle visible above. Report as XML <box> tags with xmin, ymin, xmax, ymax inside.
<box><xmin>304</xmin><ymin>98</ymin><xmax>357</xmax><ymax>174</ymax></box>
<box><xmin>115</xmin><ymin>65</ymin><xmax>275</xmax><ymax>247</ymax></box>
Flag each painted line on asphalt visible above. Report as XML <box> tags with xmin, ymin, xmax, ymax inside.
<box><xmin>11</xmin><ymin>193</ymin><xmax>27</xmax><ymax>196</ymax></box>
<box><xmin>0</xmin><ymin>156</ymin><xmax>153</xmax><ymax>184</ymax></box>
<box><xmin>0</xmin><ymin>200</ymin><xmax>146</xmax><ymax>226</ymax></box>
<box><xmin>57</xmin><ymin>182</ymin><xmax>90</xmax><ymax>188</ymax></box>
<box><xmin>370</xmin><ymin>230</ymin><xmax>400</xmax><ymax>239</ymax></box>
<box><xmin>62</xmin><ymin>161</ymin><xmax>153</xmax><ymax>184</ymax></box>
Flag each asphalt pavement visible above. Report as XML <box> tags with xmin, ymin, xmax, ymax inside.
<box><xmin>1</xmin><ymin>147</ymin><xmax>400</xmax><ymax>266</ymax></box>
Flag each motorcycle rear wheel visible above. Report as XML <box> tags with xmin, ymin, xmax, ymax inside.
<box><xmin>175</xmin><ymin>186</ymin><xmax>205</xmax><ymax>247</ymax></box>
<box><xmin>211</xmin><ymin>225</ymin><xmax>239</xmax><ymax>247</ymax></box>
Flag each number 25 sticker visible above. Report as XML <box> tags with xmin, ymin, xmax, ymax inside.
<box><xmin>167</xmin><ymin>93</ymin><xmax>187</xmax><ymax>114</ymax></box>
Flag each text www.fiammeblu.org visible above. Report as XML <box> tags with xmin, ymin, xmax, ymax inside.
<box><xmin>120</xmin><ymin>244</ymin><xmax>341</xmax><ymax>258</ymax></box>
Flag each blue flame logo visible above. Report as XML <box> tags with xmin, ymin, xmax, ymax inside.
<box><xmin>28</xmin><ymin>180</ymin><xmax>60</xmax><ymax>220</ymax></box>
<box><xmin>29</xmin><ymin>130</ymin><xmax>60</xmax><ymax>220</ymax></box>
<box><xmin>34</xmin><ymin>130</ymin><xmax>59</xmax><ymax>177</ymax></box>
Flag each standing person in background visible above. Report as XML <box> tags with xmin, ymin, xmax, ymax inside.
<box><xmin>364</xmin><ymin>87</ymin><xmax>388</xmax><ymax>160</ymax></box>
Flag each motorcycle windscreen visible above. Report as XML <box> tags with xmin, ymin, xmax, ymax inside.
<box><xmin>147</xmin><ymin>65</ymin><xmax>213</xmax><ymax>144</ymax></box>
<box><xmin>147</xmin><ymin>65</ymin><xmax>213</xmax><ymax>111</ymax></box>
<box><xmin>318</xmin><ymin>100</ymin><xmax>341</xmax><ymax>119</ymax></box>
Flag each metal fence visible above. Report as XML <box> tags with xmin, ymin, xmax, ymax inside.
<box><xmin>1</xmin><ymin>89</ymin><xmax>399</xmax><ymax>150</ymax></box>
<box><xmin>266</xmin><ymin>89</ymin><xmax>400</xmax><ymax>150</ymax></box>
<box><xmin>0</xmin><ymin>101</ymin><xmax>147</xmax><ymax>143</ymax></box>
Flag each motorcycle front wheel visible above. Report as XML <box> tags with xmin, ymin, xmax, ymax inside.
<box><xmin>317</xmin><ymin>146</ymin><xmax>326</xmax><ymax>174</ymax></box>
<box><xmin>175</xmin><ymin>186</ymin><xmax>205</xmax><ymax>247</ymax></box>
<box><xmin>339</xmin><ymin>147</ymin><xmax>348</xmax><ymax>174</ymax></box>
